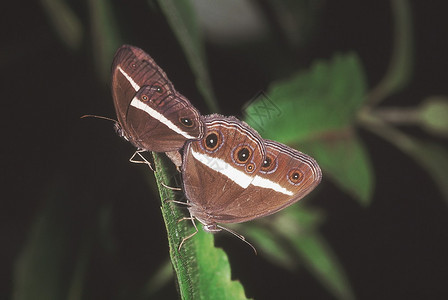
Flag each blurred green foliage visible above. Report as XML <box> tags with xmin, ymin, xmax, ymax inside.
<box><xmin>12</xmin><ymin>0</ymin><xmax>448</xmax><ymax>300</ymax></box>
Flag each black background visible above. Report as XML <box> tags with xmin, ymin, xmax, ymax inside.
<box><xmin>2</xmin><ymin>1</ymin><xmax>447</xmax><ymax>299</ymax></box>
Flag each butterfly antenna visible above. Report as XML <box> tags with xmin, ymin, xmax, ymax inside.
<box><xmin>217</xmin><ymin>225</ymin><xmax>257</xmax><ymax>255</ymax></box>
<box><xmin>80</xmin><ymin>114</ymin><xmax>118</xmax><ymax>123</ymax></box>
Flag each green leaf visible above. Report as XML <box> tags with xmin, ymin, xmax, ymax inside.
<box><xmin>40</xmin><ymin>0</ymin><xmax>83</xmax><ymax>50</ymax></box>
<box><xmin>244</xmin><ymin>53</ymin><xmax>367</xmax><ymax>144</ymax></box>
<box><xmin>152</xmin><ymin>153</ymin><xmax>248</xmax><ymax>300</ymax></box>
<box><xmin>156</xmin><ymin>0</ymin><xmax>219</xmax><ymax>112</ymax></box>
<box><xmin>299</xmin><ymin>131</ymin><xmax>374</xmax><ymax>205</ymax></box>
<box><xmin>88</xmin><ymin>0</ymin><xmax>123</xmax><ymax>82</ymax></box>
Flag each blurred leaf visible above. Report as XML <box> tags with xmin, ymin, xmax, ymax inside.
<box><xmin>419</xmin><ymin>96</ymin><xmax>448</xmax><ymax>138</ymax></box>
<box><xmin>88</xmin><ymin>0</ymin><xmax>122</xmax><ymax>82</ymax></box>
<box><xmin>291</xmin><ymin>233</ymin><xmax>354</xmax><ymax>300</ymax></box>
<box><xmin>263</xmin><ymin>0</ymin><xmax>323</xmax><ymax>47</ymax></box>
<box><xmin>13</xmin><ymin>181</ymin><xmax>90</xmax><ymax>300</ymax></box>
<box><xmin>240</xmin><ymin>206</ymin><xmax>354</xmax><ymax>300</ymax></box>
<box><xmin>409</xmin><ymin>140</ymin><xmax>448</xmax><ymax>202</ymax></box>
<box><xmin>188</xmin><ymin>0</ymin><xmax>268</xmax><ymax>45</ymax></box>
<box><xmin>359</xmin><ymin>112</ymin><xmax>448</xmax><ymax>203</ymax></box>
<box><xmin>238</xmin><ymin>205</ymin><xmax>324</xmax><ymax>271</ymax></box>
<box><xmin>66</xmin><ymin>235</ymin><xmax>91</xmax><ymax>300</ymax></box>
<box><xmin>144</xmin><ymin>259</ymin><xmax>174</xmax><ymax>297</ymax></box>
<box><xmin>156</xmin><ymin>0</ymin><xmax>219</xmax><ymax>112</ymax></box>
<box><xmin>40</xmin><ymin>0</ymin><xmax>83</xmax><ymax>50</ymax></box>
<box><xmin>152</xmin><ymin>153</ymin><xmax>248</xmax><ymax>299</ymax></box>
<box><xmin>367</xmin><ymin>0</ymin><xmax>413</xmax><ymax>106</ymax></box>
<box><xmin>244</xmin><ymin>53</ymin><xmax>367</xmax><ymax>143</ymax></box>
<box><xmin>242</xmin><ymin>224</ymin><xmax>298</xmax><ymax>270</ymax></box>
<box><xmin>273</xmin><ymin>204</ymin><xmax>324</xmax><ymax>231</ymax></box>
<box><xmin>244</xmin><ymin>53</ymin><xmax>373</xmax><ymax>204</ymax></box>
<box><xmin>300</xmin><ymin>131</ymin><xmax>374</xmax><ymax>205</ymax></box>
<box><xmin>273</xmin><ymin>207</ymin><xmax>355</xmax><ymax>300</ymax></box>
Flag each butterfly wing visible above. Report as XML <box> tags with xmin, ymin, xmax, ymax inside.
<box><xmin>215</xmin><ymin>139</ymin><xmax>322</xmax><ymax>223</ymax></box>
<box><xmin>111</xmin><ymin>45</ymin><xmax>204</xmax><ymax>152</ymax></box>
<box><xmin>182</xmin><ymin>114</ymin><xmax>266</xmax><ymax>226</ymax></box>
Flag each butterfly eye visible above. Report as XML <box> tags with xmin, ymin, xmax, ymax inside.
<box><xmin>262</xmin><ymin>157</ymin><xmax>271</xmax><ymax>168</ymax></box>
<box><xmin>288</xmin><ymin>168</ymin><xmax>304</xmax><ymax>185</ymax></box>
<box><xmin>245</xmin><ymin>162</ymin><xmax>255</xmax><ymax>173</ymax></box>
<box><xmin>233</xmin><ymin>145</ymin><xmax>252</xmax><ymax>167</ymax></box>
<box><xmin>260</xmin><ymin>153</ymin><xmax>277</xmax><ymax>174</ymax></box>
<box><xmin>237</xmin><ymin>147</ymin><xmax>250</xmax><ymax>162</ymax></box>
<box><xmin>141</xmin><ymin>94</ymin><xmax>149</xmax><ymax>102</ymax></box>
<box><xmin>153</xmin><ymin>85</ymin><xmax>164</xmax><ymax>93</ymax></box>
<box><xmin>204</xmin><ymin>132</ymin><xmax>221</xmax><ymax>151</ymax></box>
<box><xmin>180</xmin><ymin>117</ymin><xmax>194</xmax><ymax>127</ymax></box>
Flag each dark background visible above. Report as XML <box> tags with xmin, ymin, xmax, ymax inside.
<box><xmin>2</xmin><ymin>1</ymin><xmax>447</xmax><ymax>299</ymax></box>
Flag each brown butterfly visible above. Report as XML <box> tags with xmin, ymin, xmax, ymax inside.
<box><xmin>180</xmin><ymin>114</ymin><xmax>322</xmax><ymax>249</ymax></box>
<box><xmin>111</xmin><ymin>45</ymin><xmax>205</xmax><ymax>166</ymax></box>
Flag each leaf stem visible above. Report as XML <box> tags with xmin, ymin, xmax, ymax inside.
<box><xmin>369</xmin><ymin>106</ymin><xmax>421</xmax><ymax>125</ymax></box>
<box><xmin>151</xmin><ymin>152</ymin><xmax>248</xmax><ymax>300</ymax></box>
<box><xmin>366</xmin><ymin>0</ymin><xmax>413</xmax><ymax>108</ymax></box>
<box><xmin>357</xmin><ymin>108</ymin><xmax>416</xmax><ymax>152</ymax></box>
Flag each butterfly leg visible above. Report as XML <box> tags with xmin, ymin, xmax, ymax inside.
<box><xmin>129</xmin><ymin>149</ymin><xmax>155</xmax><ymax>171</ymax></box>
<box><xmin>130</xmin><ymin>150</ymin><xmax>182</xmax><ymax>190</ymax></box>
<box><xmin>163</xmin><ymin>199</ymin><xmax>197</xmax><ymax>250</ymax></box>
<box><xmin>160</xmin><ymin>182</ymin><xmax>182</xmax><ymax>191</ymax></box>
<box><xmin>164</xmin><ymin>199</ymin><xmax>190</xmax><ymax>206</ymax></box>
<box><xmin>159</xmin><ymin>180</ymin><xmax>182</xmax><ymax>191</ymax></box>
<box><xmin>177</xmin><ymin>216</ymin><xmax>199</xmax><ymax>251</ymax></box>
